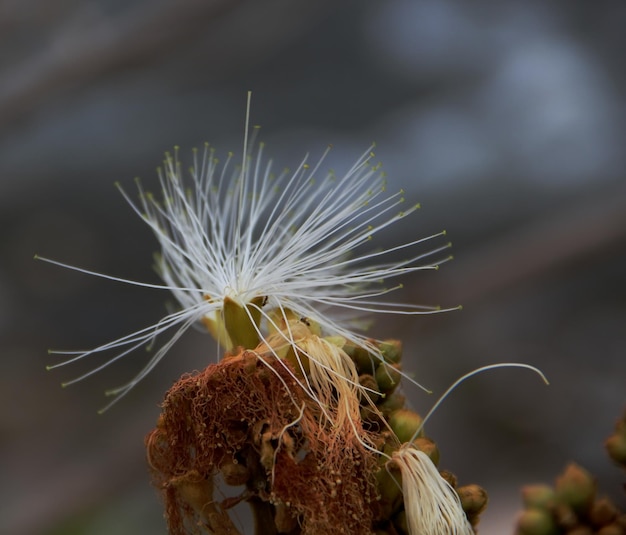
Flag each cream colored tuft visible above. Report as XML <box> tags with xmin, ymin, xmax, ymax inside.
<box><xmin>392</xmin><ymin>446</ymin><xmax>473</xmax><ymax>535</ymax></box>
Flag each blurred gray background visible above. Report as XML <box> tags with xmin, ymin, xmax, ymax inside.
<box><xmin>1</xmin><ymin>0</ymin><xmax>625</xmax><ymax>533</ymax></box>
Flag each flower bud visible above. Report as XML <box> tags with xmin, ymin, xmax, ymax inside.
<box><xmin>521</xmin><ymin>484</ymin><xmax>556</xmax><ymax>510</ymax></box>
<box><xmin>375</xmin><ymin>362</ymin><xmax>402</xmax><ymax>395</ymax></box>
<box><xmin>516</xmin><ymin>508</ymin><xmax>558</xmax><ymax>535</ymax></box>
<box><xmin>605</xmin><ymin>431</ymin><xmax>626</xmax><ymax>468</ymax></box>
<box><xmin>222</xmin><ymin>296</ymin><xmax>263</xmax><ymax>349</ymax></box>
<box><xmin>376</xmin><ymin>463</ymin><xmax>403</xmax><ymax>516</ymax></box>
<box><xmin>380</xmin><ymin>339</ymin><xmax>402</xmax><ymax>364</ymax></box>
<box><xmin>343</xmin><ymin>343</ymin><xmax>376</xmax><ymax>374</ymax></box>
<box><xmin>378</xmin><ymin>390</ymin><xmax>406</xmax><ymax>415</ymax></box>
<box><xmin>555</xmin><ymin>463</ymin><xmax>596</xmax><ymax>514</ymax></box>
<box><xmin>388</xmin><ymin>409</ymin><xmax>423</xmax><ymax>443</ymax></box>
<box><xmin>457</xmin><ymin>484</ymin><xmax>488</xmax><ymax>516</ymax></box>
<box><xmin>590</xmin><ymin>497</ymin><xmax>619</xmax><ymax>528</ymax></box>
<box><xmin>359</xmin><ymin>374</ymin><xmax>381</xmax><ymax>405</ymax></box>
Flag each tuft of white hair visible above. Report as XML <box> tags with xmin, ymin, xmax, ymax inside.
<box><xmin>391</xmin><ymin>446</ymin><xmax>473</xmax><ymax>535</ymax></box>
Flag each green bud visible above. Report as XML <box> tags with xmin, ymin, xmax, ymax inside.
<box><xmin>358</xmin><ymin>374</ymin><xmax>381</xmax><ymax>405</ymax></box>
<box><xmin>378</xmin><ymin>390</ymin><xmax>406</xmax><ymax>415</ymax></box>
<box><xmin>555</xmin><ymin>463</ymin><xmax>596</xmax><ymax>514</ymax></box>
<box><xmin>343</xmin><ymin>343</ymin><xmax>376</xmax><ymax>374</ymax></box>
<box><xmin>223</xmin><ymin>296</ymin><xmax>264</xmax><ymax>349</ymax></box>
<box><xmin>521</xmin><ymin>484</ymin><xmax>556</xmax><ymax>510</ymax></box>
<box><xmin>388</xmin><ymin>409</ymin><xmax>423</xmax><ymax>443</ymax></box>
<box><xmin>377</xmin><ymin>431</ymin><xmax>400</xmax><ymax>460</ymax></box>
<box><xmin>605</xmin><ymin>433</ymin><xmax>626</xmax><ymax>467</ymax></box>
<box><xmin>380</xmin><ymin>339</ymin><xmax>402</xmax><ymax>364</ymax></box>
<box><xmin>376</xmin><ymin>464</ymin><xmax>403</xmax><ymax>517</ymax></box>
<box><xmin>516</xmin><ymin>508</ymin><xmax>558</xmax><ymax>535</ymax></box>
<box><xmin>457</xmin><ymin>484</ymin><xmax>488</xmax><ymax>516</ymax></box>
<box><xmin>375</xmin><ymin>362</ymin><xmax>402</xmax><ymax>395</ymax></box>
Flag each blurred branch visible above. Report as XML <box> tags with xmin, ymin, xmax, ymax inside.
<box><xmin>0</xmin><ymin>0</ymin><xmax>334</xmax><ymax>134</ymax></box>
<box><xmin>0</xmin><ymin>0</ymin><xmax>240</xmax><ymax>129</ymax></box>
<box><xmin>416</xmin><ymin>183</ymin><xmax>626</xmax><ymax>305</ymax></box>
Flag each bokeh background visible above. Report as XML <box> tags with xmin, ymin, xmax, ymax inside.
<box><xmin>2</xmin><ymin>1</ymin><xmax>625</xmax><ymax>533</ymax></box>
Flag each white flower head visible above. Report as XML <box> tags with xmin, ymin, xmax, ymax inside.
<box><xmin>38</xmin><ymin>95</ymin><xmax>455</xmax><ymax>410</ymax></box>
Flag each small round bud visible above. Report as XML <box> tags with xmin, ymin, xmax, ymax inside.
<box><xmin>376</xmin><ymin>464</ymin><xmax>403</xmax><ymax>516</ymax></box>
<box><xmin>555</xmin><ymin>463</ymin><xmax>596</xmax><ymax>514</ymax></box>
<box><xmin>516</xmin><ymin>508</ymin><xmax>558</xmax><ymax>535</ymax></box>
<box><xmin>388</xmin><ymin>409</ymin><xmax>423</xmax><ymax>443</ymax></box>
<box><xmin>358</xmin><ymin>374</ymin><xmax>381</xmax><ymax>405</ymax></box>
<box><xmin>590</xmin><ymin>497</ymin><xmax>619</xmax><ymax>527</ymax></box>
<box><xmin>379</xmin><ymin>340</ymin><xmax>402</xmax><ymax>364</ymax></box>
<box><xmin>457</xmin><ymin>484</ymin><xmax>488</xmax><ymax>516</ymax></box>
<box><xmin>605</xmin><ymin>433</ymin><xmax>626</xmax><ymax>468</ymax></box>
<box><xmin>521</xmin><ymin>484</ymin><xmax>556</xmax><ymax>510</ymax></box>
<box><xmin>378</xmin><ymin>390</ymin><xmax>406</xmax><ymax>415</ymax></box>
<box><xmin>375</xmin><ymin>362</ymin><xmax>402</xmax><ymax>395</ymax></box>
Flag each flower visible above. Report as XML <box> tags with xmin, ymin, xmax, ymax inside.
<box><xmin>37</xmin><ymin>105</ymin><xmax>454</xmax><ymax>410</ymax></box>
<box><xmin>391</xmin><ymin>446</ymin><xmax>474</xmax><ymax>535</ymax></box>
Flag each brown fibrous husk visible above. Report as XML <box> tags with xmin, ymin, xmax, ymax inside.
<box><xmin>145</xmin><ymin>349</ymin><xmax>380</xmax><ymax>534</ymax></box>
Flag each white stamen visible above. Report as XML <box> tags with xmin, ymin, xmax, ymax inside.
<box><xmin>36</xmin><ymin>96</ymin><xmax>453</xmax><ymax>408</ymax></box>
<box><xmin>391</xmin><ymin>447</ymin><xmax>473</xmax><ymax>535</ymax></box>
<box><xmin>410</xmin><ymin>363</ymin><xmax>549</xmax><ymax>444</ymax></box>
